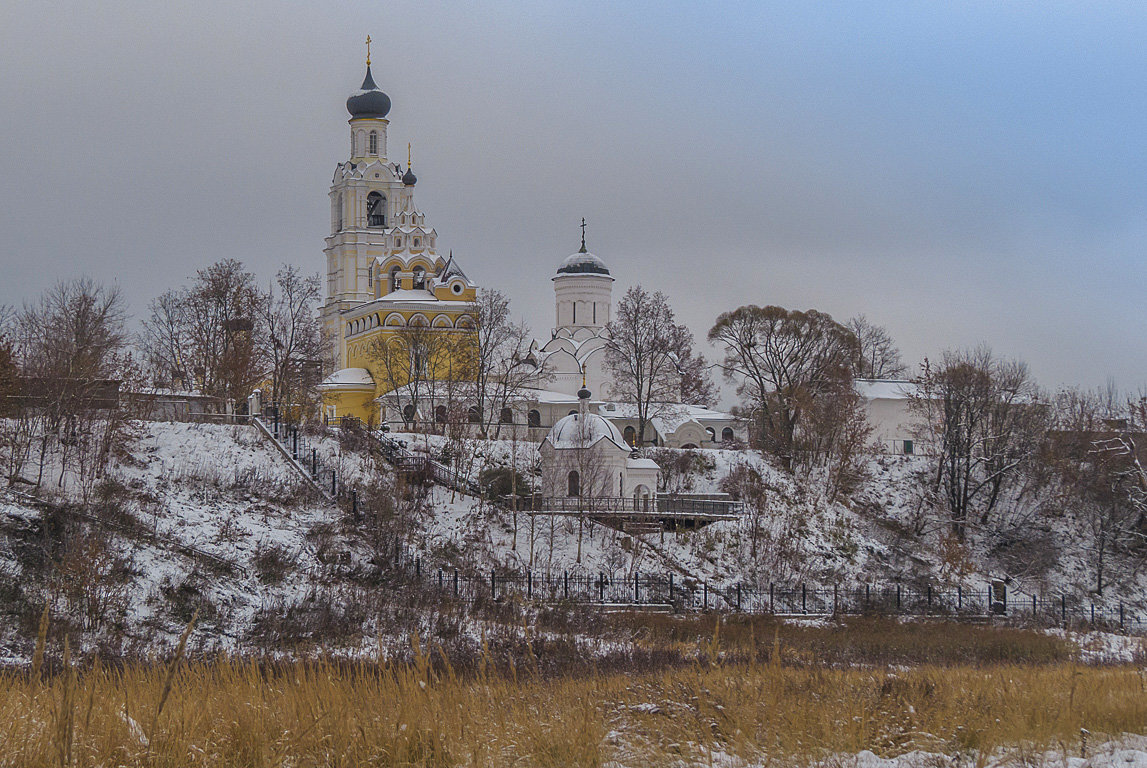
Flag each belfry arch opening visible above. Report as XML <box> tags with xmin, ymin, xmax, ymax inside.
<box><xmin>367</xmin><ymin>191</ymin><xmax>386</xmax><ymax>227</ymax></box>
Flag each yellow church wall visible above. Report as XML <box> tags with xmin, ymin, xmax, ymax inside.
<box><xmin>322</xmin><ymin>386</ymin><xmax>378</xmax><ymax>424</ymax></box>
<box><xmin>324</xmin><ymin>320</ymin><xmax>479</xmax><ymax>421</ymax></box>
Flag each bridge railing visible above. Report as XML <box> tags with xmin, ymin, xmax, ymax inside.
<box><xmin>508</xmin><ymin>494</ymin><xmax>744</xmax><ymax>518</ymax></box>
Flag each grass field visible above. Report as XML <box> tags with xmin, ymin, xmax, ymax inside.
<box><xmin>3</xmin><ymin>617</ymin><xmax>1145</xmax><ymax>767</ymax></box>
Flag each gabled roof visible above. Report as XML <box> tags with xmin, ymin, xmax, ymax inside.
<box><xmin>437</xmin><ymin>252</ymin><xmax>470</xmax><ymax>284</ymax></box>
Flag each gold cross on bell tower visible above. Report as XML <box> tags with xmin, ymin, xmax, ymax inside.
<box><xmin>365</xmin><ymin>35</ymin><xmax>372</xmax><ymax>66</ymax></box>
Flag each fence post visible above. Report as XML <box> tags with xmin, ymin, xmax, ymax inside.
<box><xmin>704</xmin><ymin>582</ymin><xmax>709</xmax><ymax>610</ymax></box>
<box><xmin>312</xmin><ymin>448</ymin><xmax>317</xmax><ymax>476</ymax></box>
<box><xmin>491</xmin><ymin>569</ymin><xmax>496</xmax><ymax>600</ymax></box>
<box><xmin>770</xmin><ymin>583</ymin><xmax>775</xmax><ymax>614</ymax></box>
<box><xmin>438</xmin><ymin>569</ymin><xmax>443</xmax><ymax>591</ymax></box>
<box><xmin>1120</xmin><ymin>603</ymin><xmax>1125</xmax><ymax>629</ymax></box>
<box><xmin>599</xmin><ymin>573</ymin><xmax>605</xmax><ymax>603</ymax></box>
<box><xmin>292</xmin><ymin>428</ymin><xmax>298</xmax><ymax>459</ymax></box>
<box><xmin>527</xmin><ymin>571</ymin><xmax>532</xmax><ymax>599</ymax></box>
<box><xmin>1091</xmin><ymin>604</ymin><xmax>1095</xmax><ymax>625</ymax></box>
<box><xmin>802</xmin><ymin>583</ymin><xmax>807</xmax><ymax>615</ymax></box>
<box><xmin>738</xmin><ymin>584</ymin><xmax>743</xmax><ymax>612</ymax></box>
<box><xmin>1032</xmin><ymin>593</ymin><xmax>1037</xmax><ymax>616</ymax></box>
<box><xmin>454</xmin><ymin>569</ymin><xmax>459</xmax><ymax>597</ymax></box>
<box><xmin>669</xmin><ymin>573</ymin><xmax>674</xmax><ymax>602</ymax></box>
<box><xmin>958</xmin><ymin>585</ymin><xmax>962</xmax><ymax>611</ymax></box>
<box><xmin>634</xmin><ymin>572</ymin><xmax>640</xmax><ymax>604</ymax></box>
<box><xmin>897</xmin><ymin>584</ymin><xmax>902</xmax><ymax>611</ymax></box>
<box><xmin>564</xmin><ymin>571</ymin><xmax>569</xmax><ymax>600</ymax></box>
<box><xmin>927</xmin><ymin>585</ymin><xmax>932</xmax><ymax>612</ymax></box>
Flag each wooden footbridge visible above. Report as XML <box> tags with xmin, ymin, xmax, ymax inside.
<box><xmin>505</xmin><ymin>494</ymin><xmax>744</xmax><ymax>533</ymax></box>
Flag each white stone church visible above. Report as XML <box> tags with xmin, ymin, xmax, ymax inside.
<box><xmin>319</xmin><ymin>53</ymin><xmax>745</xmax><ymax>449</ymax></box>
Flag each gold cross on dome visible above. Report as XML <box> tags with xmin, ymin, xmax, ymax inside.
<box><xmin>366</xmin><ymin>35</ymin><xmax>372</xmax><ymax>66</ymax></box>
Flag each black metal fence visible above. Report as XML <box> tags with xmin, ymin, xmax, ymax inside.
<box><xmin>251</xmin><ymin>412</ymin><xmax>1147</xmax><ymax>634</ymax></box>
<box><xmin>377</xmin><ymin>549</ymin><xmax>1147</xmax><ymax>634</ymax></box>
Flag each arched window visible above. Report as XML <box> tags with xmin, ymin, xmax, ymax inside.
<box><xmin>368</xmin><ymin>267</ymin><xmax>374</xmax><ymax>289</ymax></box>
<box><xmin>390</xmin><ymin>267</ymin><xmax>401</xmax><ymax>293</ymax></box>
<box><xmin>527</xmin><ymin>409</ymin><xmax>541</xmax><ymax>428</ymax></box>
<box><xmin>367</xmin><ymin>191</ymin><xmax>386</xmax><ymax>227</ymax></box>
<box><xmin>411</xmin><ymin>344</ymin><xmax>428</xmax><ymax>377</ymax></box>
<box><xmin>623</xmin><ymin>426</ymin><xmax>636</xmax><ymax>446</ymax></box>
<box><xmin>368</xmin><ymin>130</ymin><xmax>378</xmax><ymax>155</ymax></box>
<box><xmin>335</xmin><ymin>193</ymin><xmax>343</xmax><ymax>231</ymax></box>
<box><xmin>412</xmin><ymin>267</ymin><xmax>426</xmax><ymax>290</ymax></box>
<box><xmin>568</xmin><ymin>410</ymin><xmax>578</xmax><ymax>417</ymax></box>
<box><xmin>500</xmin><ymin>407</ymin><xmax>513</xmax><ymax>425</ymax></box>
<box><xmin>435</xmin><ymin>405</ymin><xmax>447</xmax><ymax>424</ymax></box>
<box><xmin>722</xmin><ymin>427</ymin><xmax>735</xmax><ymax>442</ymax></box>
<box><xmin>567</xmin><ymin>470</ymin><xmax>580</xmax><ymax>498</ymax></box>
<box><xmin>705</xmin><ymin>427</ymin><xmax>716</xmax><ymax>442</ymax></box>
<box><xmin>467</xmin><ymin>406</ymin><xmax>481</xmax><ymax>424</ymax></box>
<box><xmin>402</xmin><ymin>404</ymin><xmax>416</xmax><ymax>422</ymax></box>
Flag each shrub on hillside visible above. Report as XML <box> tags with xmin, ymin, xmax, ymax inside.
<box><xmin>478</xmin><ymin>467</ymin><xmax>532</xmax><ymax>501</ymax></box>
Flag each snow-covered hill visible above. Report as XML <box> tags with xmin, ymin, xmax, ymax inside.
<box><xmin>0</xmin><ymin>420</ymin><xmax>1143</xmax><ymax>659</ymax></box>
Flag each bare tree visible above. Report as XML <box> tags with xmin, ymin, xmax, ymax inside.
<box><xmin>1044</xmin><ymin>389</ymin><xmax>1143</xmax><ymax>594</ymax></box>
<box><xmin>669</xmin><ymin>323</ymin><xmax>717</xmax><ymax>407</ymax></box>
<box><xmin>261</xmin><ymin>265</ymin><xmax>325</xmax><ymax>418</ymax></box>
<box><xmin>796</xmin><ymin>376</ymin><xmax>874</xmax><ymax>501</ymax></box>
<box><xmin>604</xmin><ymin>286</ymin><xmax>685</xmax><ymax>446</ymax></box>
<box><xmin>472</xmin><ymin>288</ymin><xmax>544</xmax><ymax>438</ymax></box>
<box><xmin>139</xmin><ymin>259</ymin><xmax>267</xmax><ymax>406</ymax></box>
<box><xmin>847</xmin><ymin>315</ymin><xmax>907</xmax><ymax>379</ymax></box>
<box><xmin>371</xmin><ymin>323</ymin><xmax>475</xmax><ymax>431</ymax></box>
<box><xmin>139</xmin><ymin>288</ymin><xmax>192</xmax><ymax>390</ymax></box>
<box><xmin>911</xmin><ymin>347</ymin><xmax>1048</xmax><ymax>539</ymax></box>
<box><xmin>13</xmin><ymin>278</ymin><xmax>129</xmax><ymax>494</ymax></box>
<box><xmin>708</xmin><ymin>305</ymin><xmax>859</xmax><ymax>468</ymax></box>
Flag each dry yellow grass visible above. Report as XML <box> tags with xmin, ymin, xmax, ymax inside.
<box><xmin>2</xmin><ymin>638</ymin><xmax>1146</xmax><ymax>767</ymax></box>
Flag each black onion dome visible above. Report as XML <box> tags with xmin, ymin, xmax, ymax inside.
<box><xmin>577</xmin><ymin>385</ymin><xmax>592</xmax><ymax>400</ymax></box>
<box><xmin>402</xmin><ymin>166</ymin><xmax>417</xmax><ymax>186</ymax></box>
<box><xmin>556</xmin><ymin>250</ymin><xmax>610</xmax><ymax>275</ymax></box>
<box><xmin>346</xmin><ymin>66</ymin><xmax>391</xmax><ymax>119</ymax></box>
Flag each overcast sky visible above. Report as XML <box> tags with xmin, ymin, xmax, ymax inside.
<box><xmin>2</xmin><ymin>1</ymin><xmax>1146</xmax><ymax>393</ymax></box>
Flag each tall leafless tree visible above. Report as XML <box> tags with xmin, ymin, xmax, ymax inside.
<box><xmin>141</xmin><ymin>259</ymin><xmax>267</xmax><ymax>405</ymax></box>
<box><xmin>708</xmin><ymin>305</ymin><xmax>859</xmax><ymax>468</ymax></box>
<box><xmin>12</xmin><ymin>278</ymin><xmax>129</xmax><ymax>494</ymax></box>
<box><xmin>472</xmin><ymin>288</ymin><xmax>545</xmax><ymax>438</ymax></box>
<box><xmin>261</xmin><ymin>265</ymin><xmax>326</xmax><ymax>417</ymax></box>
<box><xmin>847</xmin><ymin>315</ymin><xmax>907</xmax><ymax>380</ymax></box>
<box><xmin>911</xmin><ymin>347</ymin><xmax>1049</xmax><ymax>539</ymax></box>
<box><xmin>669</xmin><ymin>323</ymin><xmax>717</xmax><ymax>407</ymax></box>
<box><xmin>604</xmin><ymin>286</ymin><xmax>687</xmax><ymax>446</ymax></box>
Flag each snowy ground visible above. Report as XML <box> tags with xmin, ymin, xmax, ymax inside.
<box><xmin>601</xmin><ymin>735</ymin><xmax>1147</xmax><ymax>768</ymax></box>
<box><xmin>3</xmin><ymin>420</ymin><xmax>1147</xmax><ymax>656</ymax></box>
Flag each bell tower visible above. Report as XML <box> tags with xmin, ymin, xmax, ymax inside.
<box><xmin>320</xmin><ymin>38</ymin><xmax>417</xmax><ymax>366</ymax></box>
